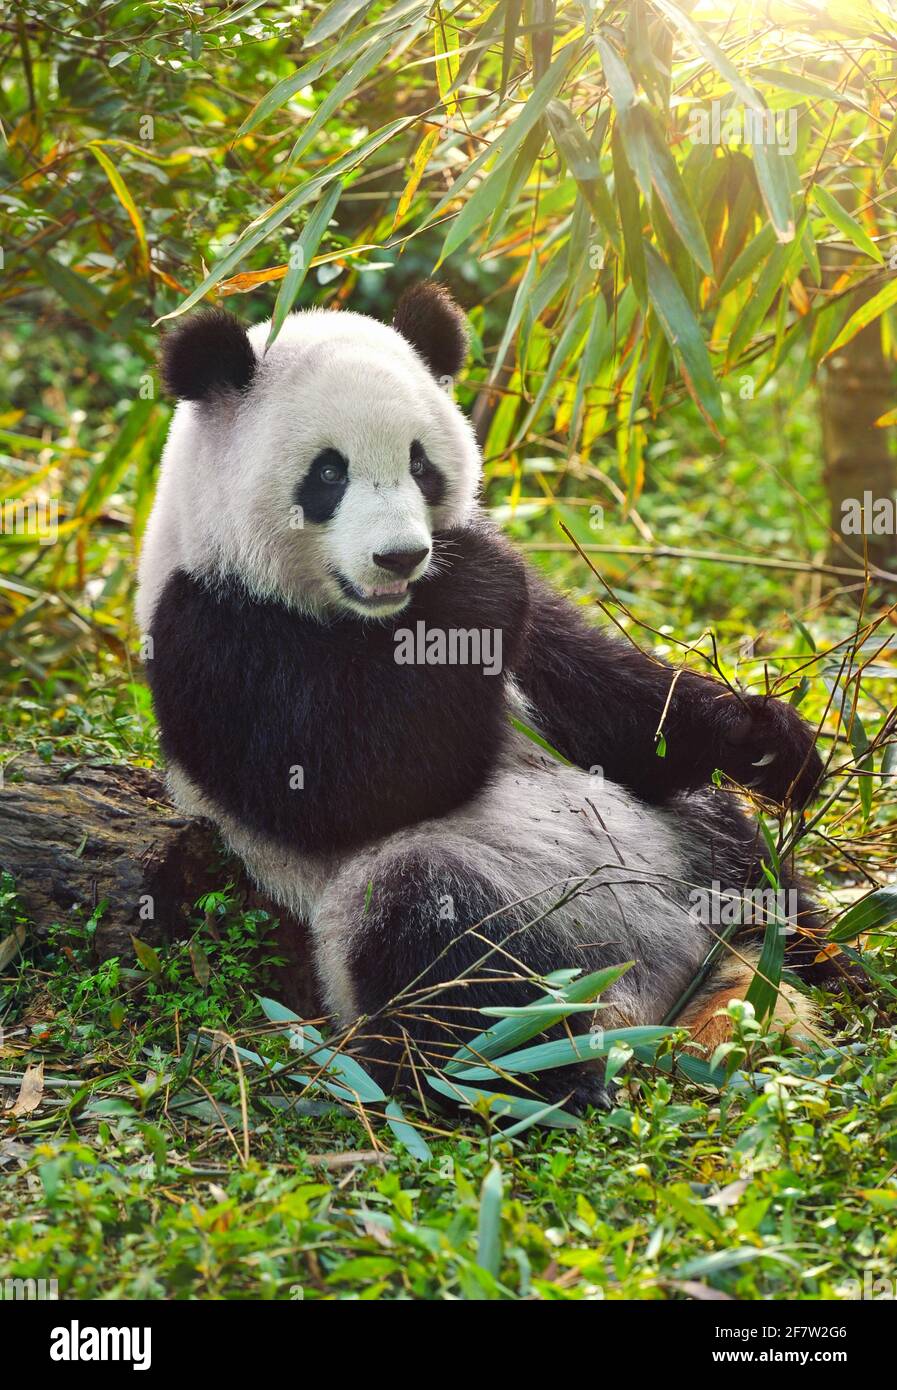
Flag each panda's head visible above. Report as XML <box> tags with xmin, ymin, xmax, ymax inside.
<box><xmin>151</xmin><ymin>283</ymin><xmax>480</xmax><ymax>622</ymax></box>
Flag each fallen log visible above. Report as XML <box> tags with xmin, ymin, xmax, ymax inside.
<box><xmin>0</xmin><ymin>755</ymin><xmax>316</xmax><ymax>1015</ymax></box>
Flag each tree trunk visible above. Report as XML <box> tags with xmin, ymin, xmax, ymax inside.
<box><xmin>0</xmin><ymin>757</ymin><xmax>316</xmax><ymax>1015</ymax></box>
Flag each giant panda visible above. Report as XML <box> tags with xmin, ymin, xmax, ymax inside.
<box><xmin>137</xmin><ymin>281</ymin><xmax>826</xmax><ymax>1107</ymax></box>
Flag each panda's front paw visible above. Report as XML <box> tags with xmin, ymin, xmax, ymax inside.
<box><xmin>715</xmin><ymin>694</ymin><xmax>824</xmax><ymax>809</ymax></box>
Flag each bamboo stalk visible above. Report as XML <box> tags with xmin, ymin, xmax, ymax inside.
<box><xmin>518</xmin><ymin>541</ymin><xmax>897</xmax><ymax>584</ymax></box>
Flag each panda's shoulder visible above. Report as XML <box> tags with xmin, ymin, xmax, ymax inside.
<box><xmin>411</xmin><ymin>520</ymin><xmax>528</xmax><ymax>643</ymax></box>
<box><xmin>149</xmin><ymin>566</ymin><xmax>329</xmax><ymax>665</ymax></box>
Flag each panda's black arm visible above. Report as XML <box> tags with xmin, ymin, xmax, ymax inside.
<box><xmin>512</xmin><ymin>565</ymin><xmax>823</xmax><ymax>808</ymax></box>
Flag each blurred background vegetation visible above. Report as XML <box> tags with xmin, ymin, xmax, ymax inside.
<box><xmin>0</xmin><ymin>0</ymin><xmax>895</xmax><ymax>873</ymax></box>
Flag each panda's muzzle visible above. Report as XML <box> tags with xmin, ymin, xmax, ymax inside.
<box><xmin>331</xmin><ymin>544</ymin><xmax>431</xmax><ymax>611</ymax></box>
<box><xmin>333</xmin><ymin>571</ymin><xmax>415</xmax><ymax>608</ymax></box>
<box><xmin>373</xmin><ymin>547</ymin><xmax>429</xmax><ymax>578</ymax></box>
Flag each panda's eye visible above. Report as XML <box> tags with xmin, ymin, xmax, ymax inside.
<box><xmin>409</xmin><ymin>439</ymin><xmax>446</xmax><ymax>505</ymax></box>
<box><xmin>314</xmin><ymin>450</ymin><xmax>348</xmax><ymax>485</ymax></box>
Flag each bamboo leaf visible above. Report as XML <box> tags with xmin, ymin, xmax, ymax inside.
<box><xmin>752</xmin><ymin>67</ymin><xmax>866</xmax><ymax>110</ymax></box>
<box><xmin>485</xmin><ymin>124</ymin><xmax>544</xmax><ymax>245</ymax></box>
<box><xmin>425</xmin><ymin>1074</ymin><xmax>581</xmax><ymax>1127</ymax></box>
<box><xmin>434</xmin><ymin>4</ymin><xmax>460</xmax><ymax>118</ymax></box>
<box><xmin>569</xmin><ymin>292</ymin><xmax>610</xmax><ymax>445</ymax></box>
<box><xmin>644</xmin><ymin>245</ymin><xmax>723</xmax><ymax>434</ymax></box>
<box><xmin>392</xmin><ymin>126</ymin><xmax>439</xmax><ymax>230</ymax></box>
<box><xmin>612</xmin><ymin>125</ymin><xmax>647</xmax><ymax>304</ymax></box>
<box><xmin>447</xmin><ymin>962</ymin><xmax>634</xmax><ymax>1070</ymax></box>
<box><xmin>257</xmin><ymin>997</ymin><xmax>387</xmax><ymax>1101</ymax></box>
<box><xmin>477</xmin><ymin>1164</ymin><xmax>503</xmax><ymax>1276</ymax></box>
<box><xmin>728</xmin><ymin>232</ymin><xmax>805</xmax><ymax>363</ymax></box>
<box><xmin>500</xmin><ymin>0</ymin><xmax>523</xmax><ymax>99</ymax></box>
<box><xmin>596</xmin><ymin>32</ymin><xmax>651</xmax><ymax>197</ymax></box>
<box><xmin>287</xmin><ymin>36</ymin><xmax>393</xmax><ymax>167</ymax></box>
<box><xmin>745</xmin><ymin>900</ymin><xmax>788</xmax><ymax>1022</ymax></box>
<box><xmin>158</xmin><ymin>118</ymin><xmax>413</xmax><ymax>321</ymax></box>
<box><xmin>512</xmin><ymin>296</ymin><xmax>593</xmax><ymax>444</ymax></box>
<box><xmin>547</xmin><ymin>99</ymin><xmax>619</xmax><ymax>252</ymax></box>
<box><xmin>879</xmin><ymin>107</ymin><xmax>897</xmax><ymax>179</ymax></box>
<box><xmin>235</xmin><ymin>27</ymin><xmax>387</xmax><ymax>137</ymax></box>
<box><xmin>531</xmin><ymin>0</ymin><xmax>555</xmax><ymax>82</ymax></box>
<box><xmin>88</xmin><ymin>143</ymin><xmax>149</xmax><ymax>271</ymax></box>
<box><xmin>487</xmin><ymin>251</ymin><xmax>538</xmax><ymax>387</ymax></box>
<box><xmin>848</xmin><ymin>712</ymin><xmax>873</xmax><ymax>825</ymax></box>
<box><xmin>451</xmin><ymin>1026</ymin><xmax>671</xmax><ymax>1080</ymax></box>
<box><xmin>257</xmin><ymin>996</ymin><xmax>325</xmax><ymax>1043</ymax></box>
<box><xmin>266</xmin><ymin>180</ymin><xmax>343</xmax><ymax>350</ymax></box>
<box><xmin>429</xmin><ymin>42</ymin><xmax>576</xmax><ymax>227</ymax></box>
<box><xmin>75</xmin><ymin>397</ymin><xmax>156</xmax><ymax>519</ymax></box>
<box><xmin>825</xmin><ymin>276</ymin><xmax>897</xmax><ymax>357</ymax></box>
<box><xmin>828</xmin><ymin>888</ymin><xmax>897</xmax><ymax>943</ymax></box>
<box><xmin>385</xmin><ymin>1099</ymin><xmax>433</xmax><ymax>1159</ymax></box>
<box><xmin>640</xmin><ymin>107</ymin><xmax>713</xmax><ymax>276</ymax></box>
<box><xmin>438</xmin><ymin>149</ymin><xmax>520</xmax><ymax>263</ymax></box>
<box><xmin>498</xmin><ymin>1096</ymin><xmax>580</xmax><ymax>1137</ymax></box>
<box><xmin>650</xmin><ymin>0</ymin><xmax>795</xmax><ymax>241</ymax></box>
<box><xmin>305</xmin><ymin>0</ymin><xmax>374</xmax><ymax>48</ymax></box>
<box><xmin>604</xmin><ymin>1041</ymin><xmax>634</xmax><ymax>1086</ymax></box>
<box><xmin>508</xmin><ymin>715</ymin><xmax>572</xmax><ymax>764</ymax></box>
<box><xmin>38</xmin><ymin>254</ymin><xmax>108</xmax><ymax>325</ymax></box>
<box><xmin>813</xmin><ymin>184</ymin><xmax>884</xmax><ymax>265</ymax></box>
<box><xmin>631</xmin><ymin>1043</ymin><xmax>727</xmax><ymax>1088</ymax></box>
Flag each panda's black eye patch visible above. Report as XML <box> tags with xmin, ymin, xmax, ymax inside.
<box><xmin>409</xmin><ymin>440</ymin><xmax>446</xmax><ymax>506</ymax></box>
<box><xmin>316</xmin><ymin>451</ymin><xmax>347</xmax><ymax>485</ymax></box>
<box><xmin>295</xmin><ymin>448</ymin><xmax>349</xmax><ymax>524</ymax></box>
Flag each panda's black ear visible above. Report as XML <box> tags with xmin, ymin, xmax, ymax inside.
<box><xmin>392</xmin><ymin>281</ymin><xmax>468</xmax><ymax>381</ymax></box>
<box><xmin>160</xmin><ymin>307</ymin><xmax>256</xmax><ymax>401</ymax></box>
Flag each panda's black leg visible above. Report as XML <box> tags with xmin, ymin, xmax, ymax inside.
<box><xmin>319</xmin><ymin>851</ymin><xmax>609</xmax><ymax>1112</ymax></box>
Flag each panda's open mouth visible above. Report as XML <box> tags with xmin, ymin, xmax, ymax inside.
<box><xmin>333</xmin><ymin>573</ymin><xmax>412</xmax><ymax>609</ymax></box>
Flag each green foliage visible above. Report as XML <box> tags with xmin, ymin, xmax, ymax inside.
<box><xmin>3</xmin><ymin>2</ymin><xmax>897</xmax><ymax>684</ymax></box>
<box><xmin>2</xmin><ymin>892</ymin><xmax>897</xmax><ymax>1299</ymax></box>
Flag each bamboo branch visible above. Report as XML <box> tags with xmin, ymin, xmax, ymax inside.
<box><xmin>519</xmin><ymin>541</ymin><xmax>897</xmax><ymax>584</ymax></box>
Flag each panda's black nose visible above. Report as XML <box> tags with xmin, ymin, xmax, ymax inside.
<box><xmin>373</xmin><ymin>547</ymin><xmax>429</xmax><ymax>577</ymax></box>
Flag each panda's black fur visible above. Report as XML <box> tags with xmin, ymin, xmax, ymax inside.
<box><xmin>150</xmin><ymin>526</ymin><xmax>822</xmax><ymax>849</ymax></box>
<box><xmin>160</xmin><ymin>306</ymin><xmax>257</xmax><ymax>400</ymax></box>
<box><xmin>149</xmin><ymin>525</ymin><xmax>529</xmax><ymax>853</ymax></box>
<box><xmin>140</xmin><ymin>283</ymin><xmax>829</xmax><ymax>1110</ymax></box>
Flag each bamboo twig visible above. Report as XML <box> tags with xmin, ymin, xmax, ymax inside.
<box><xmin>519</xmin><ymin>541</ymin><xmax>897</xmax><ymax>584</ymax></box>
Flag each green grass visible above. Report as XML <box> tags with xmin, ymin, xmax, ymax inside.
<box><xmin>2</xmin><ymin>847</ymin><xmax>896</xmax><ymax>1301</ymax></box>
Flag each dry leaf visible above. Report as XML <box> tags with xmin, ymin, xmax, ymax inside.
<box><xmin>672</xmin><ymin>1280</ymin><xmax>734</xmax><ymax>1301</ymax></box>
<box><xmin>306</xmin><ymin>1150</ymin><xmax>392</xmax><ymax>1170</ymax></box>
<box><xmin>11</xmin><ymin>1062</ymin><xmax>44</xmax><ymax>1117</ymax></box>
<box><xmin>190</xmin><ymin>939</ymin><xmax>210</xmax><ymax>988</ymax></box>
<box><xmin>702</xmin><ymin>1178</ymin><xmax>748</xmax><ymax>1211</ymax></box>
<box><xmin>0</xmin><ymin>922</ymin><xmax>27</xmax><ymax>971</ymax></box>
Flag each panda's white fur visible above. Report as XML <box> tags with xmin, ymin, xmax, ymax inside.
<box><xmin>137</xmin><ymin>309</ymin><xmax>480</xmax><ymax>631</ymax></box>
<box><xmin>139</xmin><ymin>288</ymin><xmax>823</xmax><ymax>1102</ymax></box>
